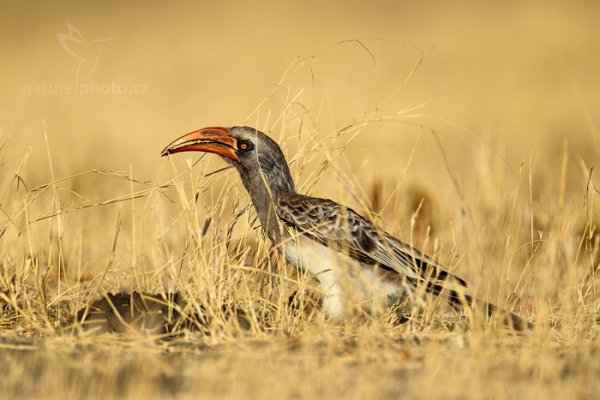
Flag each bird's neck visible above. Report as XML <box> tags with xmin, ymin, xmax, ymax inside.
<box><xmin>238</xmin><ymin>165</ymin><xmax>295</xmax><ymax>243</ymax></box>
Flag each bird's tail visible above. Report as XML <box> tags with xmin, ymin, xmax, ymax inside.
<box><xmin>470</xmin><ymin>297</ymin><xmax>533</xmax><ymax>331</ymax></box>
<box><xmin>422</xmin><ymin>279</ymin><xmax>532</xmax><ymax>331</ymax></box>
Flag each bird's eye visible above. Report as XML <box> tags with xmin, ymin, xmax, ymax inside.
<box><xmin>238</xmin><ymin>141</ymin><xmax>253</xmax><ymax>152</ymax></box>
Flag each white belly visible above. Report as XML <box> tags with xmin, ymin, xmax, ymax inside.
<box><xmin>281</xmin><ymin>236</ymin><xmax>402</xmax><ymax>319</ymax></box>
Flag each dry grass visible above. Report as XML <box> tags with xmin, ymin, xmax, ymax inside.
<box><xmin>1</xmin><ymin>1</ymin><xmax>600</xmax><ymax>399</ymax></box>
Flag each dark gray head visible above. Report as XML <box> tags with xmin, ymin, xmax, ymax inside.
<box><xmin>227</xmin><ymin>126</ymin><xmax>295</xmax><ymax>196</ymax></box>
<box><xmin>161</xmin><ymin>126</ymin><xmax>296</xmax><ymax>240</ymax></box>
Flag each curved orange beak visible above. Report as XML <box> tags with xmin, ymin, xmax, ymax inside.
<box><xmin>160</xmin><ymin>127</ymin><xmax>239</xmax><ymax>162</ymax></box>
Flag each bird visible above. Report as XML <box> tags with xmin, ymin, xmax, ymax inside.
<box><xmin>161</xmin><ymin>126</ymin><xmax>531</xmax><ymax>330</ymax></box>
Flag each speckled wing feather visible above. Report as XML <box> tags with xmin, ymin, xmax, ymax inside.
<box><xmin>275</xmin><ymin>193</ymin><xmax>468</xmax><ymax>291</ymax></box>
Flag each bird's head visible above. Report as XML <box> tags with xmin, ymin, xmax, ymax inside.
<box><xmin>161</xmin><ymin>126</ymin><xmax>295</xmax><ymax>197</ymax></box>
<box><xmin>161</xmin><ymin>126</ymin><xmax>284</xmax><ymax>169</ymax></box>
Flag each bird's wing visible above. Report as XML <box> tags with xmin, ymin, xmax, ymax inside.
<box><xmin>275</xmin><ymin>193</ymin><xmax>467</xmax><ymax>289</ymax></box>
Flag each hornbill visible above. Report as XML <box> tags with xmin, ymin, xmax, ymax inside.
<box><xmin>161</xmin><ymin>126</ymin><xmax>531</xmax><ymax>330</ymax></box>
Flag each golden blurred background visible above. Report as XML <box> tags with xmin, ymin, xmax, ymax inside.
<box><xmin>2</xmin><ymin>1</ymin><xmax>599</xmax><ymax>175</ymax></box>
